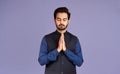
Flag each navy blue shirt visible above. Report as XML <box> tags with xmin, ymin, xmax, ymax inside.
<box><xmin>38</xmin><ymin>35</ymin><xmax>83</xmax><ymax>67</ymax></box>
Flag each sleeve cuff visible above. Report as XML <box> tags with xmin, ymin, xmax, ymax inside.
<box><xmin>64</xmin><ymin>49</ymin><xmax>71</xmax><ymax>54</ymax></box>
<box><xmin>47</xmin><ymin>49</ymin><xmax>59</xmax><ymax>61</ymax></box>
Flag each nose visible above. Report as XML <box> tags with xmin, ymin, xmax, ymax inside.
<box><xmin>60</xmin><ymin>20</ymin><xmax>64</xmax><ymax>24</ymax></box>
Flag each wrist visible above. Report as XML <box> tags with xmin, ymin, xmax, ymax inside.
<box><xmin>63</xmin><ymin>48</ymin><xmax>66</xmax><ymax>52</ymax></box>
<box><xmin>57</xmin><ymin>48</ymin><xmax>61</xmax><ymax>52</ymax></box>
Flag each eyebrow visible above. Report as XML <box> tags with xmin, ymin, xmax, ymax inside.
<box><xmin>56</xmin><ymin>17</ymin><xmax>67</xmax><ymax>19</ymax></box>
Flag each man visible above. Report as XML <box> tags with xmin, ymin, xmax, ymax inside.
<box><xmin>38</xmin><ymin>7</ymin><xmax>84</xmax><ymax>74</ymax></box>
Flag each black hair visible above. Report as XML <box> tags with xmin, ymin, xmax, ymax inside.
<box><xmin>54</xmin><ymin>7</ymin><xmax>71</xmax><ymax>20</ymax></box>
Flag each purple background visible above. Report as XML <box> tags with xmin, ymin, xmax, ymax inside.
<box><xmin>0</xmin><ymin>0</ymin><xmax>120</xmax><ymax>74</ymax></box>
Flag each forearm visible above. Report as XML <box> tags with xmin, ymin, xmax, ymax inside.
<box><xmin>64</xmin><ymin>49</ymin><xmax>83</xmax><ymax>67</ymax></box>
<box><xmin>38</xmin><ymin>49</ymin><xmax>59</xmax><ymax>66</ymax></box>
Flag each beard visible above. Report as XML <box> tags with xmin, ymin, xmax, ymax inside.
<box><xmin>56</xmin><ymin>24</ymin><xmax>68</xmax><ymax>31</ymax></box>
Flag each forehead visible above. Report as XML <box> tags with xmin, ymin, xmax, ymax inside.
<box><xmin>56</xmin><ymin>12</ymin><xmax>68</xmax><ymax>18</ymax></box>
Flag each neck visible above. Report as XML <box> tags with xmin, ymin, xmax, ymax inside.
<box><xmin>57</xmin><ymin>29</ymin><xmax>67</xmax><ymax>34</ymax></box>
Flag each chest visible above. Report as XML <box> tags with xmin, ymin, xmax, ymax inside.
<box><xmin>46</xmin><ymin>35</ymin><xmax>77</xmax><ymax>52</ymax></box>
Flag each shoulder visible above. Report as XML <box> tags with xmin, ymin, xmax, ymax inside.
<box><xmin>44</xmin><ymin>31</ymin><xmax>56</xmax><ymax>39</ymax></box>
<box><xmin>44</xmin><ymin>31</ymin><xmax>55</xmax><ymax>36</ymax></box>
<box><xmin>67</xmin><ymin>31</ymin><xmax>78</xmax><ymax>39</ymax></box>
<box><xmin>66</xmin><ymin>31</ymin><xmax>80</xmax><ymax>44</ymax></box>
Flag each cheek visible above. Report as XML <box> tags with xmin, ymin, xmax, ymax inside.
<box><xmin>55</xmin><ymin>21</ymin><xmax>60</xmax><ymax>25</ymax></box>
<box><xmin>64</xmin><ymin>21</ymin><xmax>69</xmax><ymax>25</ymax></box>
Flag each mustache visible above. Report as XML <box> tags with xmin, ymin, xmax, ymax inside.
<box><xmin>59</xmin><ymin>24</ymin><xmax>65</xmax><ymax>26</ymax></box>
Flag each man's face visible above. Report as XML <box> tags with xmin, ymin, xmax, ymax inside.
<box><xmin>54</xmin><ymin>12</ymin><xmax>69</xmax><ymax>31</ymax></box>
